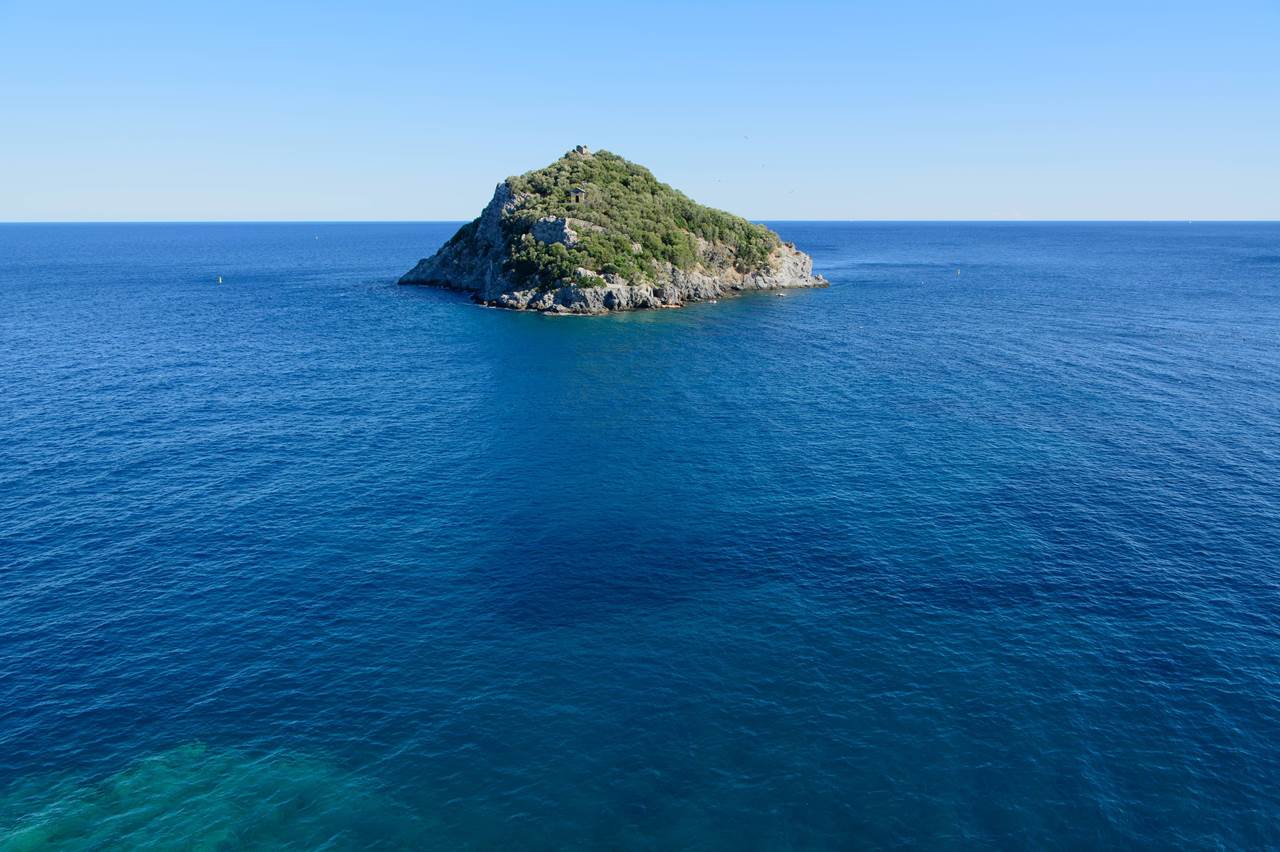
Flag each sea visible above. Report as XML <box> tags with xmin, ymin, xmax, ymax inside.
<box><xmin>2</xmin><ymin>222</ymin><xmax>1278</xmax><ymax>849</ymax></box>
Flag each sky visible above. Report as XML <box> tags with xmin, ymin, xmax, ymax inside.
<box><xmin>1</xmin><ymin>1</ymin><xmax>1277</xmax><ymax>221</ymax></box>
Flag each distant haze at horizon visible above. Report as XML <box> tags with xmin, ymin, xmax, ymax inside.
<box><xmin>1</xmin><ymin>1</ymin><xmax>1277</xmax><ymax>222</ymax></box>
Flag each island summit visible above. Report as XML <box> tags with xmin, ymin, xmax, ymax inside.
<box><xmin>399</xmin><ymin>146</ymin><xmax>826</xmax><ymax>314</ymax></box>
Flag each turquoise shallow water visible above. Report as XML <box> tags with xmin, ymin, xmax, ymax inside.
<box><xmin>2</xmin><ymin>222</ymin><xmax>1279</xmax><ymax>849</ymax></box>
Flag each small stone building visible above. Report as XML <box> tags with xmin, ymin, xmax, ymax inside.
<box><xmin>567</xmin><ymin>188</ymin><xmax>587</xmax><ymax>205</ymax></box>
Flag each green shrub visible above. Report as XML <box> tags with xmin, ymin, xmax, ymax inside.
<box><xmin>492</xmin><ymin>149</ymin><xmax>780</xmax><ymax>286</ymax></box>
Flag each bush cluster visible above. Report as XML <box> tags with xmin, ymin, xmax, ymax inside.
<box><xmin>495</xmin><ymin>150</ymin><xmax>780</xmax><ymax>289</ymax></box>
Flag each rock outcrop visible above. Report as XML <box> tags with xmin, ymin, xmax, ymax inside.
<box><xmin>399</xmin><ymin>147</ymin><xmax>826</xmax><ymax>314</ymax></box>
<box><xmin>530</xmin><ymin>216</ymin><xmax>579</xmax><ymax>248</ymax></box>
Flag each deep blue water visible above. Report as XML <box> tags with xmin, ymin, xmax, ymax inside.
<box><xmin>2</xmin><ymin>221</ymin><xmax>1279</xmax><ymax>849</ymax></box>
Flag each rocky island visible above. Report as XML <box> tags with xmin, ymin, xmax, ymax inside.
<box><xmin>399</xmin><ymin>146</ymin><xmax>826</xmax><ymax>314</ymax></box>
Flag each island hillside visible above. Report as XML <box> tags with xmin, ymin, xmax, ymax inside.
<box><xmin>399</xmin><ymin>146</ymin><xmax>826</xmax><ymax>313</ymax></box>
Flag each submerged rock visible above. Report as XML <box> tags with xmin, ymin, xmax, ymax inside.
<box><xmin>0</xmin><ymin>744</ymin><xmax>427</xmax><ymax>849</ymax></box>
<box><xmin>399</xmin><ymin>147</ymin><xmax>827</xmax><ymax>314</ymax></box>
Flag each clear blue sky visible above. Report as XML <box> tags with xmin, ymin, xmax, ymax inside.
<box><xmin>2</xmin><ymin>1</ymin><xmax>1277</xmax><ymax>220</ymax></box>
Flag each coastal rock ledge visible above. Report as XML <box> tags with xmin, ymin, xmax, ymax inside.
<box><xmin>399</xmin><ymin>146</ymin><xmax>826</xmax><ymax>314</ymax></box>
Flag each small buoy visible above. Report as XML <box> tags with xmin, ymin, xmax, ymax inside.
<box><xmin>217</xmin><ymin>276</ymin><xmax>223</xmax><ymax>284</ymax></box>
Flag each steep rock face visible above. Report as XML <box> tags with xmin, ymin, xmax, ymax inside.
<box><xmin>399</xmin><ymin>147</ymin><xmax>827</xmax><ymax>314</ymax></box>
<box><xmin>399</xmin><ymin>181</ymin><xmax>517</xmax><ymax>301</ymax></box>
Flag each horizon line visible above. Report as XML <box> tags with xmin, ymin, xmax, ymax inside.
<box><xmin>3</xmin><ymin>218</ymin><xmax>1279</xmax><ymax>225</ymax></box>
